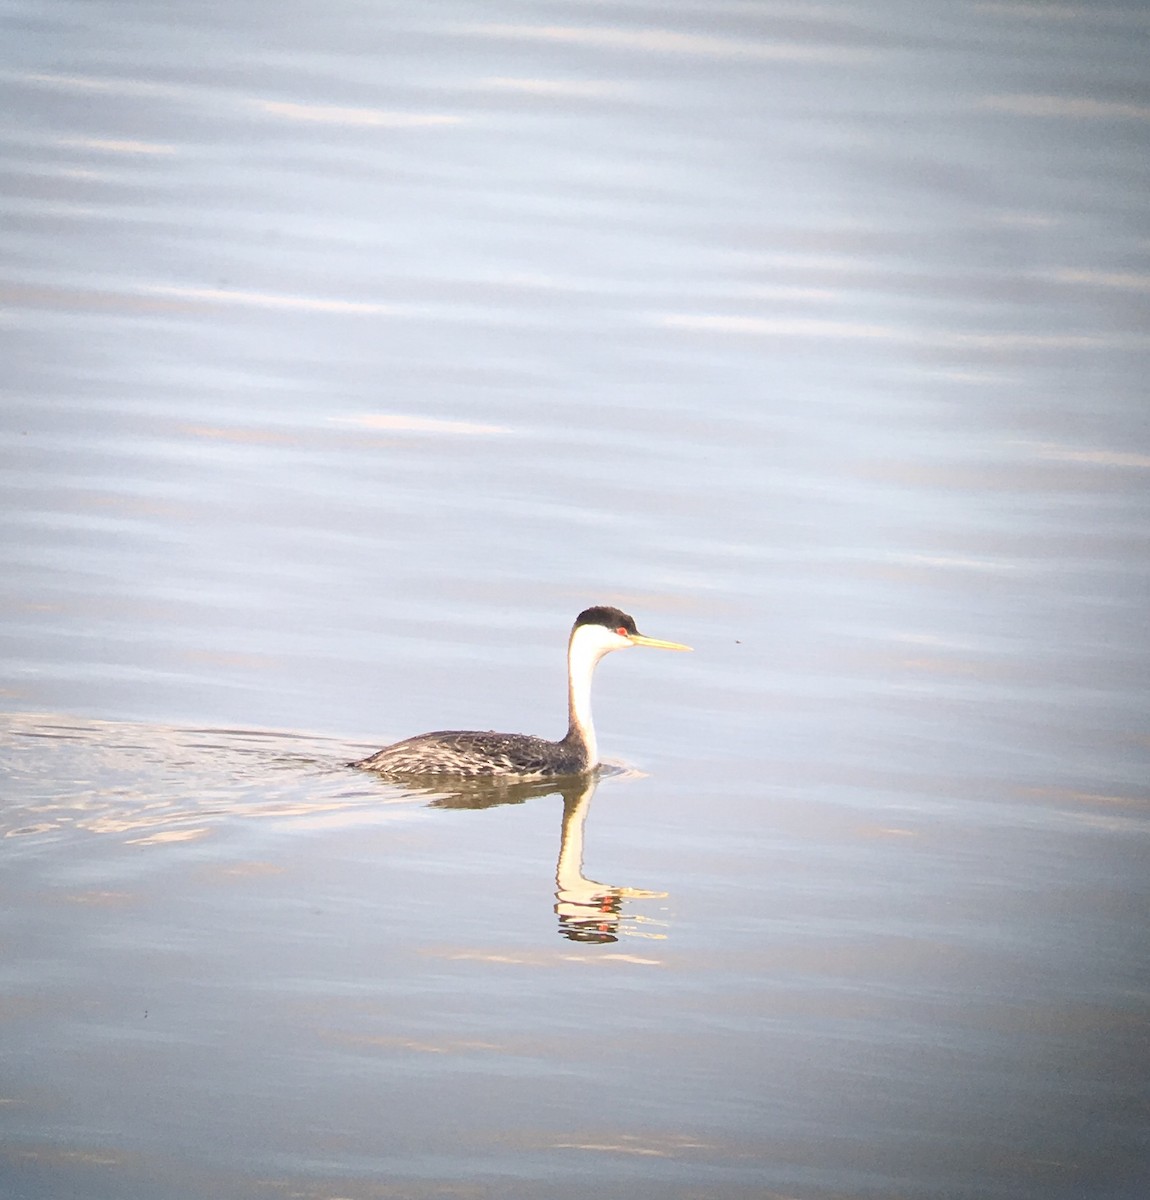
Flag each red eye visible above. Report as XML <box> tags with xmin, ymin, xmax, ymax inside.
<box><xmin>616</xmin><ymin>626</ymin><xmax>629</xmax><ymax>636</ymax></box>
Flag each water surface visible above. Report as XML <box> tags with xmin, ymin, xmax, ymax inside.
<box><xmin>2</xmin><ymin>1</ymin><xmax>1148</xmax><ymax>1197</ymax></box>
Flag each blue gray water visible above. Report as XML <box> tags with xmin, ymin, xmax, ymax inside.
<box><xmin>2</xmin><ymin>2</ymin><xmax>1148</xmax><ymax>1197</ymax></box>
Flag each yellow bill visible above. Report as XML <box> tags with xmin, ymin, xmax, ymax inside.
<box><xmin>629</xmin><ymin>633</ymin><xmax>693</xmax><ymax>651</ymax></box>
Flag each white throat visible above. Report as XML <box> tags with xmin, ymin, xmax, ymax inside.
<box><xmin>566</xmin><ymin>622</ymin><xmax>630</xmax><ymax>766</ymax></box>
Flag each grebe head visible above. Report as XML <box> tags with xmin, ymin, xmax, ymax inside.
<box><xmin>569</xmin><ymin>606</ymin><xmax>692</xmax><ymax>660</ymax></box>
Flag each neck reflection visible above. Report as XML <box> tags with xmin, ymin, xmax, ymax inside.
<box><xmin>552</xmin><ymin>775</ymin><xmax>665</xmax><ymax>944</ymax></box>
<box><xmin>407</xmin><ymin>773</ymin><xmax>666</xmax><ymax>943</ymax></box>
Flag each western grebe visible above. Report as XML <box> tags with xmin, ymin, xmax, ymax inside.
<box><xmin>353</xmin><ymin>605</ymin><xmax>691</xmax><ymax>778</ymax></box>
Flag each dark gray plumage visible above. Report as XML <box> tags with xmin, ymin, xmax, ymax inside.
<box><xmin>355</xmin><ymin>729</ymin><xmax>589</xmax><ymax>778</ymax></box>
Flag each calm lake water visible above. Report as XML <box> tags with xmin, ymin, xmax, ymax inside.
<box><xmin>2</xmin><ymin>1</ymin><xmax>1149</xmax><ymax>1197</ymax></box>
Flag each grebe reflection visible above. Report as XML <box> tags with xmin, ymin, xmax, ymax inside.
<box><xmin>392</xmin><ymin>773</ymin><xmax>666</xmax><ymax>944</ymax></box>
<box><xmin>552</xmin><ymin>776</ymin><xmax>665</xmax><ymax>944</ymax></box>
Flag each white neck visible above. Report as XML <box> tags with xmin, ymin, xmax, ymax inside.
<box><xmin>565</xmin><ymin>622</ymin><xmax>630</xmax><ymax>766</ymax></box>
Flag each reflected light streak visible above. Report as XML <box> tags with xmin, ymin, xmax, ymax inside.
<box><xmin>179</xmin><ymin>425</ymin><xmax>299</xmax><ymax>445</ymax></box>
<box><xmin>322</xmin><ymin>1032</ymin><xmax>502</xmax><ymax>1054</ymax></box>
<box><xmin>62</xmin><ymin>890</ymin><xmax>136</xmax><ymax>906</ymax></box>
<box><xmin>979</xmin><ymin>93</ymin><xmax>1150</xmax><ymax>119</ymax></box>
<box><xmin>55</xmin><ymin>137</ymin><xmax>176</xmax><ymax>155</ymax></box>
<box><xmin>554</xmin><ymin>1141</ymin><xmax>667</xmax><ymax>1157</ymax></box>
<box><xmin>126</xmin><ymin>827</ymin><xmax>210</xmax><ymax>846</ymax></box>
<box><xmin>434</xmin><ymin>949</ymin><xmax>663</xmax><ymax>966</ymax></box>
<box><xmin>140</xmin><ymin>284</ymin><xmax>402</xmax><ymax>315</ymax></box>
<box><xmin>1024</xmin><ymin>442</ymin><xmax>1150</xmax><ymax>469</ymax></box>
<box><xmin>550</xmin><ymin>1132</ymin><xmax>713</xmax><ymax>1156</ymax></box>
<box><xmin>657</xmin><ymin>313</ymin><xmax>900</xmax><ymax>340</ymax></box>
<box><xmin>336</xmin><ymin>414</ymin><xmax>508</xmax><ymax>435</ymax></box>
<box><xmin>456</xmin><ymin>24</ymin><xmax>873</xmax><ymax>63</ymax></box>
<box><xmin>1048</xmin><ymin>268</ymin><xmax>1150</xmax><ymax>291</ymax></box>
<box><xmin>13</xmin><ymin>74</ymin><xmax>463</xmax><ymax>131</ymax></box>
<box><xmin>255</xmin><ymin>100</ymin><xmax>463</xmax><ymax>128</ymax></box>
<box><xmin>904</xmin><ymin>554</ymin><xmax>1018</xmax><ymax>571</ymax></box>
<box><xmin>653</xmin><ymin>312</ymin><xmax>1135</xmax><ymax>349</ymax></box>
<box><xmin>478</xmin><ymin>76</ymin><xmax>637</xmax><ymax>99</ymax></box>
<box><xmin>18</xmin><ymin>71</ymin><xmax>190</xmax><ymax>99</ymax></box>
<box><xmin>973</xmin><ymin>3</ymin><xmax>1091</xmax><ymax>17</ymax></box>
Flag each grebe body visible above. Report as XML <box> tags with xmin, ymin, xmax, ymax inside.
<box><xmin>353</xmin><ymin>606</ymin><xmax>690</xmax><ymax>779</ymax></box>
